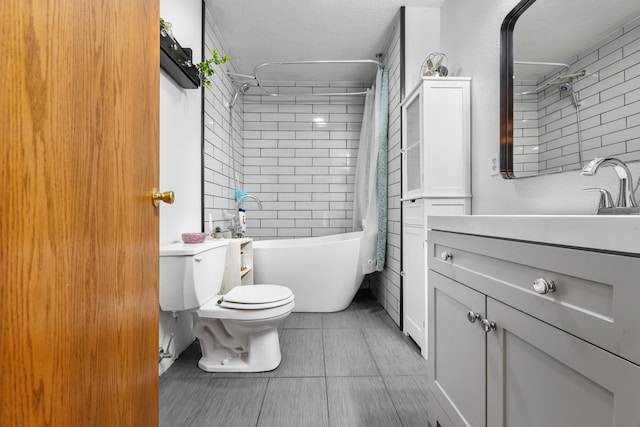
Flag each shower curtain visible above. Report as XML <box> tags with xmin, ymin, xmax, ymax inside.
<box><xmin>352</xmin><ymin>68</ymin><xmax>388</xmax><ymax>274</ymax></box>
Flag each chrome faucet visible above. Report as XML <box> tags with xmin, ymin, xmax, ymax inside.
<box><xmin>581</xmin><ymin>157</ymin><xmax>639</xmax><ymax>214</ymax></box>
<box><xmin>231</xmin><ymin>194</ymin><xmax>263</xmax><ymax>237</ymax></box>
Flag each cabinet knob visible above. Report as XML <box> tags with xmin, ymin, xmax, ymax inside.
<box><xmin>481</xmin><ymin>318</ymin><xmax>497</xmax><ymax>333</ymax></box>
<box><xmin>441</xmin><ymin>251</ymin><xmax>453</xmax><ymax>261</ymax></box>
<box><xmin>532</xmin><ymin>278</ymin><xmax>556</xmax><ymax>295</ymax></box>
<box><xmin>466</xmin><ymin>311</ymin><xmax>480</xmax><ymax>324</ymax></box>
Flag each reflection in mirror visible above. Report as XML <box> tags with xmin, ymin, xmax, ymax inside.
<box><xmin>500</xmin><ymin>0</ymin><xmax>640</xmax><ymax>178</ymax></box>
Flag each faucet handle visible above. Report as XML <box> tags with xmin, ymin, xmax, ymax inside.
<box><xmin>583</xmin><ymin>188</ymin><xmax>615</xmax><ymax>209</ymax></box>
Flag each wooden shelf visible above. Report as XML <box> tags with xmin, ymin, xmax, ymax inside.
<box><xmin>220</xmin><ymin>238</ymin><xmax>254</xmax><ymax>293</ymax></box>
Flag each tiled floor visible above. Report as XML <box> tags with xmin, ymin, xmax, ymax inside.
<box><xmin>159</xmin><ymin>291</ymin><xmax>429</xmax><ymax>427</ymax></box>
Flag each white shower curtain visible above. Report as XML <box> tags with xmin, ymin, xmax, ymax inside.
<box><xmin>352</xmin><ymin>68</ymin><xmax>388</xmax><ymax>274</ymax></box>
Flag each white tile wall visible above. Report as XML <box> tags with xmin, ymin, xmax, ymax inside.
<box><xmin>513</xmin><ymin>18</ymin><xmax>640</xmax><ymax>174</ymax></box>
<box><xmin>202</xmin><ymin>10</ymin><xmax>244</xmax><ymax>233</ymax></box>
<box><xmin>203</xmin><ymin>10</ymin><xmax>402</xmax><ymax>326</ymax></box>
<box><xmin>242</xmin><ymin>82</ymin><xmax>367</xmax><ymax>239</ymax></box>
<box><xmin>368</xmin><ymin>12</ymin><xmax>403</xmax><ymax>326</ymax></box>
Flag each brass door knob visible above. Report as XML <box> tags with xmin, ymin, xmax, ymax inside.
<box><xmin>152</xmin><ymin>188</ymin><xmax>174</xmax><ymax>206</ymax></box>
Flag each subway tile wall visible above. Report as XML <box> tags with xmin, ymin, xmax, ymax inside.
<box><xmin>202</xmin><ymin>9</ymin><xmax>244</xmax><ymax>233</ymax></box>
<box><xmin>241</xmin><ymin>83</ymin><xmax>368</xmax><ymax>239</ymax></box>
<box><xmin>369</xmin><ymin>13</ymin><xmax>403</xmax><ymax>326</ymax></box>
<box><xmin>513</xmin><ymin>17</ymin><xmax>640</xmax><ymax>175</ymax></box>
<box><xmin>204</xmin><ymin>10</ymin><xmax>403</xmax><ymax>325</ymax></box>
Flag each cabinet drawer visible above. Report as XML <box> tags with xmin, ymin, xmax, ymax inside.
<box><xmin>403</xmin><ymin>199</ymin><xmax>424</xmax><ymax>226</ymax></box>
<box><xmin>428</xmin><ymin>230</ymin><xmax>640</xmax><ymax>365</ymax></box>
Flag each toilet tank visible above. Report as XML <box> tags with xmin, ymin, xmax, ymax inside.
<box><xmin>159</xmin><ymin>240</ymin><xmax>229</xmax><ymax>311</ymax></box>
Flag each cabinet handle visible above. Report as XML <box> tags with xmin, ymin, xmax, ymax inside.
<box><xmin>441</xmin><ymin>251</ymin><xmax>452</xmax><ymax>261</ymax></box>
<box><xmin>532</xmin><ymin>278</ymin><xmax>556</xmax><ymax>295</ymax></box>
<box><xmin>466</xmin><ymin>311</ymin><xmax>481</xmax><ymax>324</ymax></box>
<box><xmin>481</xmin><ymin>318</ymin><xmax>497</xmax><ymax>333</ymax></box>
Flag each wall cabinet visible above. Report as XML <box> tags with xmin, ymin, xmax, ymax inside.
<box><xmin>401</xmin><ymin>77</ymin><xmax>471</xmax><ymax>200</ymax></box>
<box><xmin>427</xmin><ymin>225</ymin><xmax>640</xmax><ymax>427</ymax></box>
<box><xmin>400</xmin><ymin>78</ymin><xmax>471</xmax><ymax>355</ymax></box>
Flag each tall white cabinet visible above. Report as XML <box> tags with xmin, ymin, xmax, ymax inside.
<box><xmin>400</xmin><ymin>77</ymin><xmax>471</xmax><ymax>355</ymax></box>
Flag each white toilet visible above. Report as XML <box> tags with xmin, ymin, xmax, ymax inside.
<box><xmin>159</xmin><ymin>240</ymin><xmax>295</xmax><ymax>372</ymax></box>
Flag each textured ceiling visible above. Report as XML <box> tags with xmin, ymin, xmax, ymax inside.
<box><xmin>206</xmin><ymin>0</ymin><xmax>445</xmax><ymax>83</ymax></box>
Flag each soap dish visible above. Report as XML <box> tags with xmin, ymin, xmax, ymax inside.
<box><xmin>181</xmin><ymin>232</ymin><xmax>207</xmax><ymax>244</ymax></box>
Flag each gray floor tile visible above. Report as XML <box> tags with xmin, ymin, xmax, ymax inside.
<box><xmin>364</xmin><ymin>327</ymin><xmax>428</xmax><ymax>376</ymax></box>
<box><xmin>281</xmin><ymin>312</ymin><xmax>323</xmax><ymax>329</ymax></box>
<box><xmin>323</xmin><ymin>329</ymin><xmax>379</xmax><ymax>377</ymax></box>
<box><xmin>160</xmin><ymin>294</ymin><xmax>431</xmax><ymax>427</ymax></box>
<box><xmin>322</xmin><ymin>305</ymin><xmax>360</xmax><ymax>329</ymax></box>
<box><xmin>271</xmin><ymin>328</ymin><xmax>325</xmax><ymax>377</ymax></box>
<box><xmin>322</xmin><ymin>302</ymin><xmax>395</xmax><ymax>329</ymax></box>
<box><xmin>160</xmin><ymin>342</ymin><xmax>216</xmax><ymax>380</ymax></box>
<box><xmin>327</xmin><ymin>377</ymin><xmax>402</xmax><ymax>427</ymax></box>
<box><xmin>384</xmin><ymin>375</ymin><xmax>430</xmax><ymax>427</ymax></box>
<box><xmin>258</xmin><ymin>378</ymin><xmax>329</xmax><ymax>427</ymax></box>
<box><xmin>160</xmin><ymin>378</ymin><xmax>268</xmax><ymax>427</ymax></box>
<box><xmin>352</xmin><ymin>301</ymin><xmax>396</xmax><ymax>329</ymax></box>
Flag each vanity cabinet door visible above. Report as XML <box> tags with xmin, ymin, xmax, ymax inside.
<box><xmin>403</xmin><ymin>222</ymin><xmax>426</xmax><ymax>352</ymax></box>
<box><xmin>486</xmin><ymin>298</ymin><xmax>640</xmax><ymax>427</ymax></box>
<box><xmin>429</xmin><ymin>271</ymin><xmax>486</xmax><ymax>427</ymax></box>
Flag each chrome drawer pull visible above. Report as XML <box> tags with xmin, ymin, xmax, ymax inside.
<box><xmin>441</xmin><ymin>251</ymin><xmax>452</xmax><ymax>261</ymax></box>
<box><xmin>466</xmin><ymin>311</ymin><xmax>481</xmax><ymax>324</ymax></box>
<box><xmin>532</xmin><ymin>278</ymin><xmax>556</xmax><ymax>295</ymax></box>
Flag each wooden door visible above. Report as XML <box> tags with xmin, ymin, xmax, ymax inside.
<box><xmin>486</xmin><ymin>298</ymin><xmax>640</xmax><ymax>427</ymax></box>
<box><xmin>428</xmin><ymin>271</ymin><xmax>486</xmax><ymax>427</ymax></box>
<box><xmin>1</xmin><ymin>0</ymin><xmax>159</xmax><ymax>425</ymax></box>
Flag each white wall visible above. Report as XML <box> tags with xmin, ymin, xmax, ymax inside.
<box><xmin>159</xmin><ymin>0</ymin><xmax>202</xmax><ymax>375</ymax></box>
<box><xmin>440</xmin><ymin>0</ymin><xmax>640</xmax><ymax>215</ymax></box>
<box><xmin>405</xmin><ymin>7</ymin><xmax>441</xmax><ymax>94</ymax></box>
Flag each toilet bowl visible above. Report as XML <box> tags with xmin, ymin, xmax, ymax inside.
<box><xmin>159</xmin><ymin>240</ymin><xmax>295</xmax><ymax>372</ymax></box>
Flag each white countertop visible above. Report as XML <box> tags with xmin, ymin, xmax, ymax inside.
<box><xmin>427</xmin><ymin>215</ymin><xmax>640</xmax><ymax>254</ymax></box>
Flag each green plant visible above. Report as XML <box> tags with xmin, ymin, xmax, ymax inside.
<box><xmin>196</xmin><ymin>49</ymin><xmax>230</xmax><ymax>89</ymax></box>
<box><xmin>160</xmin><ymin>17</ymin><xmax>169</xmax><ymax>32</ymax></box>
<box><xmin>214</xmin><ymin>226</ymin><xmax>222</xmax><ymax>233</ymax></box>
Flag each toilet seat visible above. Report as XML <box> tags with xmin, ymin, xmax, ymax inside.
<box><xmin>197</xmin><ymin>285</ymin><xmax>295</xmax><ymax>321</ymax></box>
<box><xmin>197</xmin><ymin>297</ymin><xmax>295</xmax><ymax>321</ymax></box>
<box><xmin>221</xmin><ymin>284</ymin><xmax>293</xmax><ymax>308</ymax></box>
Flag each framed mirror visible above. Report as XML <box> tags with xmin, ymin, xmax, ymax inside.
<box><xmin>500</xmin><ymin>0</ymin><xmax>640</xmax><ymax>178</ymax></box>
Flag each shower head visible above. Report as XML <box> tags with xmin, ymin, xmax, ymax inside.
<box><xmin>558</xmin><ymin>82</ymin><xmax>573</xmax><ymax>92</ymax></box>
<box><xmin>227</xmin><ymin>83</ymin><xmax>251</xmax><ymax>108</ymax></box>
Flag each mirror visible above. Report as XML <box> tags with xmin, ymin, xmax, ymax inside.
<box><xmin>500</xmin><ymin>0</ymin><xmax>640</xmax><ymax>178</ymax></box>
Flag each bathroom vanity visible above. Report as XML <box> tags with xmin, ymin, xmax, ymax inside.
<box><xmin>426</xmin><ymin>216</ymin><xmax>640</xmax><ymax>427</ymax></box>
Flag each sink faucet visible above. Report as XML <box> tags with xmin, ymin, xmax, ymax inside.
<box><xmin>581</xmin><ymin>157</ymin><xmax>638</xmax><ymax>210</ymax></box>
<box><xmin>231</xmin><ymin>194</ymin><xmax>263</xmax><ymax>237</ymax></box>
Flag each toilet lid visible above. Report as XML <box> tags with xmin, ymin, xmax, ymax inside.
<box><xmin>219</xmin><ymin>285</ymin><xmax>293</xmax><ymax>309</ymax></box>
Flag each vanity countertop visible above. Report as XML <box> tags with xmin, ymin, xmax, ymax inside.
<box><xmin>427</xmin><ymin>215</ymin><xmax>640</xmax><ymax>255</ymax></box>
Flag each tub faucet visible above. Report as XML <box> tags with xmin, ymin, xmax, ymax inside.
<box><xmin>231</xmin><ymin>194</ymin><xmax>263</xmax><ymax>237</ymax></box>
<box><xmin>581</xmin><ymin>157</ymin><xmax>639</xmax><ymax>213</ymax></box>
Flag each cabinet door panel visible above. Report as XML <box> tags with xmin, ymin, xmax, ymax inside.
<box><xmin>429</xmin><ymin>271</ymin><xmax>485</xmax><ymax>427</ymax></box>
<box><xmin>487</xmin><ymin>298</ymin><xmax>640</xmax><ymax>427</ymax></box>
<box><xmin>403</xmin><ymin>225</ymin><xmax>426</xmax><ymax>351</ymax></box>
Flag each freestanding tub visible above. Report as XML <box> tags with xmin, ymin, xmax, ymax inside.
<box><xmin>253</xmin><ymin>231</ymin><xmax>365</xmax><ymax>312</ymax></box>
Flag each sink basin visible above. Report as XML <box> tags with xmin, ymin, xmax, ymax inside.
<box><xmin>427</xmin><ymin>215</ymin><xmax>640</xmax><ymax>254</ymax></box>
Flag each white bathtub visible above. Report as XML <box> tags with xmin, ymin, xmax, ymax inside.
<box><xmin>253</xmin><ymin>231</ymin><xmax>365</xmax><ymax>312</ymax></box>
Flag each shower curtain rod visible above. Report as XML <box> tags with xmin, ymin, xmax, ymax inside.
<box><xmin>227</xmin><ymin>59</ymin><xmax>384</xmax><ymax>97</ymax></box>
